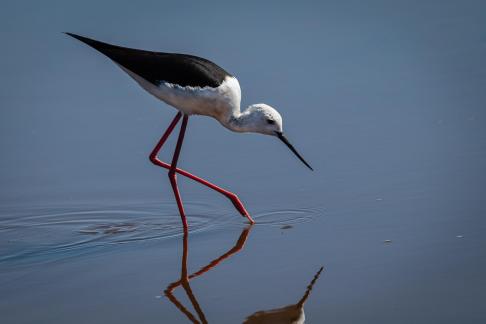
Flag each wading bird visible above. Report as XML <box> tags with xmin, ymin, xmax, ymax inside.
<box><xmin>65</xmin><ymin>33</ymin><xmax>312</xmax><ymax>229</ymax></box>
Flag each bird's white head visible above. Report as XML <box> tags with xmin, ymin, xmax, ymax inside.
<box><xmin>228</xmin><ymin>103</ymin><xmax>313</xmax><ymax>170</ymax></box>
<box><xmin>240</xmin><ymin>103</ymin><xmax>283</xmax><ymax>135</ymax></box>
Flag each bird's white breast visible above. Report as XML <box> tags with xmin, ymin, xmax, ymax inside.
<box><xmin>121</xmin><ymin>66</ymin><xmax>241</xmax><ymax>121</ymax></box>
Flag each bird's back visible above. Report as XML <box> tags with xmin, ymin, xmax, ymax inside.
<box><xmin>66</xmin><ymin>33</ymin><xmax>243</xmax><ymax>119</ymax></box>
<box><xmin>65</xmin><ymin>33</ymin><xmax>231</xmax><ymax>88</ymax></box>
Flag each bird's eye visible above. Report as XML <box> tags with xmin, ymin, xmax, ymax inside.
<box><xmin>267</xmin><ymin>119</ymin><xmax>275</xmax><ymax>125</ymax></box>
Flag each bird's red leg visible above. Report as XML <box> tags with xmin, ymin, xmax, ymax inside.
<box><xmin>150</xmin><ymin>114</ymin><xmax>254</xmax><ymax>224</ymax></box>
<box><xmin>168</xmin><ymin>114</ymin><xmax>189</xmax><ymax>230</ymax></box>
<box><xmin>149</xmin><ymin>112</ymin><xmax>183</xmax><ymax>161</ymax></box>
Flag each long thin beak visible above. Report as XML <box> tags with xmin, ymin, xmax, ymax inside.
<box><xmin>276</xmin><ymin>132</ymin><xmax>313</xmax><ymax>171</ymax></box>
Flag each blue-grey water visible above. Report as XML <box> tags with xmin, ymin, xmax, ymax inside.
<box><xmin>1</xmin><ymin>1</ymin><xmax>486</xmax><ymax>323</ymax></box>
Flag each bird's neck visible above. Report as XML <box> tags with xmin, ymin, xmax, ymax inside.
<box><xmin>224</xmin><ymin>106</ymin><xmax>255</xmax><ymax>133</ymax></box>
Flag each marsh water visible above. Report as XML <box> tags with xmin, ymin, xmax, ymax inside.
<box><xmin>1</xmin><ymin>1</ymin><xmax>486</xmax><ymax>323</ymax></box>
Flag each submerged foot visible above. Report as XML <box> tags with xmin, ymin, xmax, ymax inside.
<box><xmin>229</xmin><ymin>195</ymin><xmax>255</xmax><ymax>224</ymax></box>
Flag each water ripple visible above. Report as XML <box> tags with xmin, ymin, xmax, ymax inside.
<box><xmin>0</xmin><ymin>201</ymin><xmax>227</xmax><ymax>266</ymax></box>
<box><xmin>0</xmin><ymin>202</ymin><xmax>321</xmax><ymax>266</ymax></box>
<box><xmin>251</xmin><ymin>207</ymin><xmax>321</xmax><ymax>226</ymax></box>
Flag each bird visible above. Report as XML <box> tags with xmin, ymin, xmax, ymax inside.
<box><xmin>65</xmin><ymin>33</ymin><xmax>312</xmax><ymax>230</ymax></box>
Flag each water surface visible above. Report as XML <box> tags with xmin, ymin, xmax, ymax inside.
<box><xmin>1</xmin><ymin>0</ymin><xmax>486</xmax><ymax>323</ymax></box>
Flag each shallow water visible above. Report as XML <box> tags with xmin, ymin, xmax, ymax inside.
<box><xmin>2</xmin><ymin>1</ymin><xmax>486</xmax><ymax>323</ymax></box>
<box><xmin>0</xmin><ymin>201</ymin><xmax>318</xmax><ymax>268</ymax></box>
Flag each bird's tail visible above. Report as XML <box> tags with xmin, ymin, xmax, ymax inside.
<box><xmin>64</xmin><ymin>32</ymin><xmax>125</xmax><ymax>57</ymax></box>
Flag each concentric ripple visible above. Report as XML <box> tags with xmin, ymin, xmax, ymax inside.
<box><xmin>250</xmin><ymin>207</ymin><xmax>321</xmax><ymax>226</ymax></box>
<box><xmin>0</xmin><ymin>201</ymin><xmax>230</xmax><ymax>266</ymax></box>
<box><xmin>0</xmin><ymin>202</ymin><xmax>321</xmax><ymax>267</ymax></box>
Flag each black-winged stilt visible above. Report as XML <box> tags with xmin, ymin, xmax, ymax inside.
<box><xmin>65</xmin><ymin>33</ymin><xmax>312</xmax><ymax>229</ymax></box>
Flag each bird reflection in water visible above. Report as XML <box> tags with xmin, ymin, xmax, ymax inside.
<box><xmin>163</xmin><ymin>226</ymin><xmax>323</xmax><ymax>323</ymax></box>
<box><xmin>243</xmin><ymin>266</ymin><xmax>324</xmax><ymax>324</ymax></box>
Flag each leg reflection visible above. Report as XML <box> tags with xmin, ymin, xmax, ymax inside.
<box><xmin>164</xmin><ymin>226</ymin><xmax>253</xmax><ymax>324</ymax></box>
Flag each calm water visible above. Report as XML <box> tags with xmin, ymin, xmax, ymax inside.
<box><xmin>1</xmin><ymin>1</ymin><xmax>486</xmax><ymax>323</ymax></box>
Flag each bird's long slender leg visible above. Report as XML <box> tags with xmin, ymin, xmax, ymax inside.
<box><xmin>168</xmin><ymin>115</ymin><xmax>189</xmax><ymax>230</ymax></box>
<box><xmin>149</xmin><ymin>115</ymin><xmax>254</xmax><ymax>224</ymax></box>
<box><xmin>149</xmin><ymin>112</ymin><xmax>183</xmax><ymax>159</ymax></box>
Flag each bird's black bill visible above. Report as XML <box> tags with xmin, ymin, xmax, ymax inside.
<box><xmin>276</xmin><ymin>132</ymin><xmax>313</xmax><ymax>171</ymax></box>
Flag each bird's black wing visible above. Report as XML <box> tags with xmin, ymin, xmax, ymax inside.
<box><xmin>65</xmin><ymin>33</ymin><xmax>231</xmax><ymax>88</ymax></box>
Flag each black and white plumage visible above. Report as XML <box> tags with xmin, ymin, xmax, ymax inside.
<box><xmin>65</xmin><ymin>33</ymin><xmax>229</xmax><ymax>88</ymax></box>
<box><xmin>65</xmin><ymin>33</ymin><xmax>312</xmax><ymax>170</ymax></box>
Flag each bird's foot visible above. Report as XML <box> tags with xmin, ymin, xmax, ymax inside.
<box><xmin>228</xmin><ymin>194</ymin><xmax>254</xmax><ymax>224</ymax></box>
